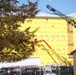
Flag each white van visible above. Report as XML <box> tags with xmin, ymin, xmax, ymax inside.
<box><xmin>42</xmin><ymin>66</ymin><xmax>56</xmax><ymax>75</ymax></box>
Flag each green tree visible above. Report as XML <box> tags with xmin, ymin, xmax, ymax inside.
<box><xmin>0</xmin><ymin>0</ymin><xmax>39</xmax><ymax>62</ymax></box>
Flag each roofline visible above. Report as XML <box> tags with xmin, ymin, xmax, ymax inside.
<box><xmin>69</xmin><ymin>49</ymin><xmax>76</xmax><ymax>55</ymax></box>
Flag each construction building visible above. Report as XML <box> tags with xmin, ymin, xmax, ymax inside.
<box><xmin>19</xmin><ymin>13</ymin><xmax>76</xmax><ymax>66</ymax></box>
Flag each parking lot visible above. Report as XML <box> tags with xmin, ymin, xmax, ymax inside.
<box><xmin>0</xmin><ymin>65</ymin><xmax>74</xmax><ymax>75</ymax></box>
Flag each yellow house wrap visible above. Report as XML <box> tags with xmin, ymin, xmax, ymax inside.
<box><xmin>19</xmin><ymin>17</ymin><xmax>76</xmax><ymax>66</ymax></box>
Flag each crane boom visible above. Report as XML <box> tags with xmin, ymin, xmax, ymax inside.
<box><xmin>34</xmin><ymin>39</ymin><xmax>71</xmax><ymax>66</ymax></box>
<box><xmin>46</xmin><ymin>5</ymin><xmax>76</xmax><ymax>28</ymax></box>
<box><xmin>46</xmin><ymin>5</ymin><xmax>68</xmax><ymax>18</ymax></box>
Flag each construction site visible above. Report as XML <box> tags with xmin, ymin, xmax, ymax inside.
<box><xmin>19</xmin><ymin>5</ymin><xmax>76</xmax><ymax>66</ymax></box>
<box><xmin>0</xmin><ymin>1</ymin><xmax>76</xmax><ymax>75</ymax></box>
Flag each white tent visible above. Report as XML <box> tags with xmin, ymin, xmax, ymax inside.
<box><xmin>0</xmin><ymin>57</ymin><xmax>40</xmax><ymax>68</ymax></box>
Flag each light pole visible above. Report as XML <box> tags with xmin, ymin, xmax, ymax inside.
<box><xmin>57</xmin><ymin>65</ymin><xmax>60</xmax><ymax>75</ymax></box>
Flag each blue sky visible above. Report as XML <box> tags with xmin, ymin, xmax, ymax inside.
<box><xmin>18</xmin><ymin>0</ymin><xmax>76</xmax><ymax>14</ymax></box>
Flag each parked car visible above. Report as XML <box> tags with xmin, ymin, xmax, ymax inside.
<box><xmin>0</xmin><ymin>67</ymin><xmax>24</xmax><ymax>75</ymax></box>
<box><xmin>21</xmin><ymin>66</ymin><xmax>43</xmax><ymax>75</ymax></box>
<box><xmin>43</xmin><ymin>70</ymin><xmax>56</xmax><ymax>75</ymax></box>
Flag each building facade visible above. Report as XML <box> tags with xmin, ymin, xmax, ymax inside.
<box><xmin>19</xmin><ymin>17</ymin><xmax>76</xmax><ymax>66</ymax></box>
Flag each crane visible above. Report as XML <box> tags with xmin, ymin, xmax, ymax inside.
<box><xmin>46</xmin><ymin>5</ymin><xmax>76</xmax><ymax>28</ymax></box>
<box><xmin>45</xmin><ymin>5</ymin><xmax>73</xmax><ymax>66</ymax></box>
<box><xmin>33</xmin><ymin>39</ymin><xmax>71</xmax><ymax>66</ymax></box>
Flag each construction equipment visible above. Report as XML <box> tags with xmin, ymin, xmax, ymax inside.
<box><xmin>34</xmin><ymin>39</ymin><xmax>72</xmax><ymax>66</ymax></box>
<box><xmin>46</xmin><ymin>5</ymin><xmax>76</xmax><ymax>28</ymax></box>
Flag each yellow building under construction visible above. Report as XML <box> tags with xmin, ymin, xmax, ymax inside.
<box><xmin>19</xmin><ymin>15</ymin><xmax>76</xmax><ymax>66</ymax></box>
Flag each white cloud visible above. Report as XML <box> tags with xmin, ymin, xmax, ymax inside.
<box><xmin>67</xmin><ymin>13</ymin><xmax>76</xmax><ymax>18</ymax></box>
<box><xmin>48</xmin><ymin>0</ymin><xmax>51</xmax><ymax>1</ymax></box>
